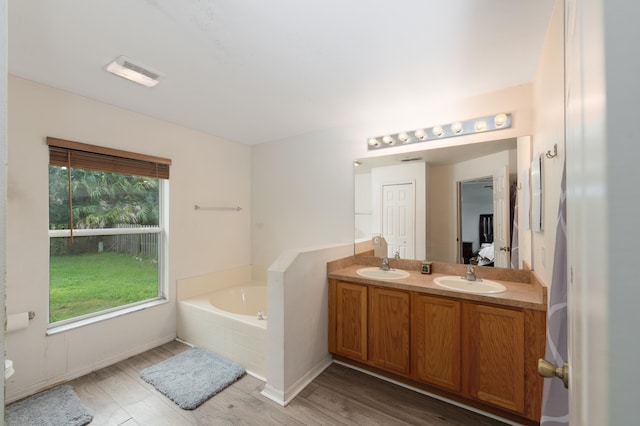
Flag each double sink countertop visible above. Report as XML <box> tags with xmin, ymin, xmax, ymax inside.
<box><xmin>328</xmin><ymin>256</ymin><xmax>547</xmax><ymax>311</ymax></box>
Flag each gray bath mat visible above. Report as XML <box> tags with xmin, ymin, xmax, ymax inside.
<box><xmin>5</xmin><ymin>384</ymin><xmax>93</xmax><ymax>426</ymax></box>
<box><xmin>140</xmin><ymin>346</ymin><xmax>245</xmax><ymax>410</ymax></box>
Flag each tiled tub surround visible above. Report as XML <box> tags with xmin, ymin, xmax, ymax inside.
<box><xmin>177</xmin><ymin>266</ymin><xmax>267</xmax><ymax>379</ymax></box>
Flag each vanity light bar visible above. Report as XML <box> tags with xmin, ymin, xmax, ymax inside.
<box><xmin>367</xmin><ymin>113</ymin><xmax>512</xmax><ymax>151</ymax></box>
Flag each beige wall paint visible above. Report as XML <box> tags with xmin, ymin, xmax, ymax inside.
<box><xmin>531</xmin><ymin>0</ymin><xmax>565</xmax><ymax>286</ymax></box>
<box><xmin>6</xmin><ymin>76</ymin><xmax>251</xmax><ymax>401</ymax></box>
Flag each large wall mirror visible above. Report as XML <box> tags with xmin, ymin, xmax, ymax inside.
<box><xmin>354</xmin><ymin>136</ymin><xmax>532</xmax><ymax>270</ymax></box>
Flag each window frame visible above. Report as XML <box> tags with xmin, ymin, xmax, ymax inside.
<box><xmin>46</xmin><ymin>138</ymin><xmax>171</xmax><ymax>332</ymax></box>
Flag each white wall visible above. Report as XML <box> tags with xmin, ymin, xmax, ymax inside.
<box><xmin>354</xmin><ymin>171</ymin><xmax>372</xmax><ymax>241</ymax></box>
<box><xmin>262</xmin><ymin>243</ymin><xmax>353</xmax><ymax>406</ymax></box>
<box><xmin>251</xmin><ymin>127</ymin><xmax>360</xmax><ymax>267</ymax></box>
<box><xmin>6</xmin><ymin>76</ymin><xmax>251</xmax><ymax>401</ymax></box>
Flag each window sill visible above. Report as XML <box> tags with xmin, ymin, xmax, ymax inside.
<box><xmin>46</xmin><ymin>298</ymin><xmax>168</xmax><ymax>336</ymax></box>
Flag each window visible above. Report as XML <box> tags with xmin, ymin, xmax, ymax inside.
<box><xmin>47</xmin><ymin>137</ymin><xmax>171</xmax><ymax>326</ymax></box>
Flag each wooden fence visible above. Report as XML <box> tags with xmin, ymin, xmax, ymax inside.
<box><xmin>111</xmin><ymin>224</ymin><xmax>159</xmax><ymax>259</ymax></box>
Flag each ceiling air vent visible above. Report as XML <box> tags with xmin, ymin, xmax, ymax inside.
<box><xmin>105</xmin><ymin>56</ymin><xmax>161</xmax><ymax>88</ymax></box>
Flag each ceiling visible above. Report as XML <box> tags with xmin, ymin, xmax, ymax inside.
<box><xmin>8</xmin><ymin>1</ymin><xmax>555</xmax><ymax>145</ymax></box>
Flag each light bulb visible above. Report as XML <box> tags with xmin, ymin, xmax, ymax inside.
<box><xmin>398</xmin><ymin>132</ymin><xmax>409</xmax><ymax>143</ymax></box>
<box><xmin>494</xmin><ymin>113</ymin><xmax>508</xmax><ymax>128</ymax></box>
<box><xmin>368</xmin><ymin>138</ymin><xmax>379</xmax><ymax>147</ymax></box>
<box><xmin>474</xmin><ymin>120</ymin><xmax>487</xmax><ymax>132</ymax></box>
<box><xmin>382</xmin><ymin>135</ymin><xmax>394</xmax><ymax>145</ymax></box>
<box><xmin>451</xmin><ymin>122</ymin><xmax>463</xmax><ymax>133</ymax></box>
<box><xmin>432</xmin><ymin>126</ymin><xmax>444</xmax><ymax>137</ymax></box>
<box><xmin>414</xmin><ymin>129</ymin><xmax>426</xmax><ymax>139</ymax></box>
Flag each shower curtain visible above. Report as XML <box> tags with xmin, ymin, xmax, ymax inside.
<box><xmin>540</xmin><ymin>163</ymin><xmax>568</xmax><ymax>425</ymax></box>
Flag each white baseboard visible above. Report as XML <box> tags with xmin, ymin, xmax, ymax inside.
<box><xmin>6</xmin><ymin>334</ymin><xmax>176</xmax><ymax>403</ymax></box>
<box><xmin>261</xmin><ymin>354</ymin><xmax>333</xmax><ymax>406</ymax></box>
<box><xmin>260</xmin><ymin>383</ymin><xmax>285</xmax><ymax>406</ymax></box>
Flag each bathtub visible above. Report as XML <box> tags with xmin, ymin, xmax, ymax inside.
<box><xmin>177</xmin><ymin>279</ymin><xmax>267</xmax><ymax>379</ymax></box>
<box><xmin>209</xmin><ymin>285</ymin><xmax>268</xmax><ymax>324</ymax></box>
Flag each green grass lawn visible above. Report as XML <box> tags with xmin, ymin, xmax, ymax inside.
<box><xmin>49</xmin><ymin>252</ymin><xmax>158</xmax><ymax>323</ymax></box>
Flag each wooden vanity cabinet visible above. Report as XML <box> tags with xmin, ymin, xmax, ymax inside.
<box><xmin>369</xmin><ymin>286</ymin><xmax>410</xmax><ymax>375</ymax></box>
<box><xmin>462</xmin><ymin>302</ymin><xmax>546</xmax><ymax>420</ymax></box>
<box><xmin>462</xmin><ymin>303</ymin><xmax>525</xmax><ymax>413</ymax></box>
<box><xmin>328</xmin><ymin>278</ymin><xmax>545</xmax><ymax>423</ymax></box>
<box><xmin>330</xmin><ymin>280</ymin><xmax>368</xmax><ymax>361</ymax></box>
<box><xmin>412</xmin><ymin>294</ymin><xmax>461</xmax><ymax>392</ymax></box>
<box><xmin>329</xmin><ymin>280</ymin><xmax>410</xmax><ymax>375</ymax></box>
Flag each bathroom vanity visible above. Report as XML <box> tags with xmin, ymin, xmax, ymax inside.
<box><xmin>327</xmin><ymin>256</ymin><xmax>546</xmax><ymax>425</ymax></box>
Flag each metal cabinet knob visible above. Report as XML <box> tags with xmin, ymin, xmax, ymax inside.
<box><xmin>538</xmin><ymin>358</ymin><xmax>569</xmax><ymax>389</ymax></box>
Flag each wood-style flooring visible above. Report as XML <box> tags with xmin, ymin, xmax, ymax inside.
<box><xmin>69</xmin><ymin>340</ymin><xmax>507</xmax><ymax>425</ymax></box>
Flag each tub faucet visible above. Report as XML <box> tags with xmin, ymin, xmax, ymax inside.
<box><xmin>394</xmin><ymin>251</ymin><xmax>400</xmax><ymax>259</ymax></box>
<box><xmin>380</xmin><ymin>257</ymin><xmax>391</xmax><ymax>271</ymax></box>
<box><xmin>463</xmin><ymin>264</ymin><xmax>478</xmax><ymax>281</ymax></box>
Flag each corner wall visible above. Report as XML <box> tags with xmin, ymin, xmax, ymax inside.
<box><xmin>262</xmin><ymin>243</ymin><xmax>353</xmax><ymax>405</ymax></box>
<box><xmin>6</xmin><ymin>76</ymin><xmax>251</xmax><ymax>401</ymax></box>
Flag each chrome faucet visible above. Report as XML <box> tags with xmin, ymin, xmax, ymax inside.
<box><xmin>394</xmin><ymin>251</ymin><xmax>400</xmax><ymax>259</ymax></box>
<box><xmin>380</xmin><ymin>257</ymin><xmax>391</xmax><ymax>271</ymax></box>
<box><xmin>463</xmin><ymin>264</ymin><xmax>480</xmax><ymax>282</ymax></box>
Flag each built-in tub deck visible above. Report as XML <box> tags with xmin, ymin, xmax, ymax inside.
<box><xmin>177</xmin><ymin>280</ymin><xmax>267</xmax><ymax>379</ymax></box>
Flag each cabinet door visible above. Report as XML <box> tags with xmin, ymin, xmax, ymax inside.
<box><xmin>463</xmin><ymin>303</ymin><xmax>525</xmax><ymax>413</ymax></box>
<box><xmin>369</xmin><ymin>286</ymin><xmax>410</xmax><ymax>375</ymax></box>
<box><xmin>412</xmin><ymin>294</ymin><xmax>461</xmax><ymax>392</ymax></box>
<box><xmin>334</xmin><ymin>281</ymin><xmax>368</xmax><ymax>361</ymax></box>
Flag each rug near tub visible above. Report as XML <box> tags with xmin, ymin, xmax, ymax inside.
<box><xmin>140</xmin><ymin>346</ymin><xmax>245</xmax><ymax>410</ymax></box>
<box><xmin>5</xmin><ymin>384</ymin><xmax>93</xmax><ymax>426</ymax></box>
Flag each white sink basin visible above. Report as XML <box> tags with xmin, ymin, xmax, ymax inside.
<box><xmin>356</xmin><ymin>267</ymin><xmax>410</xmax><ymax>280</ymax></box>
<box><xmin>433</xmin><ymin>276</ymin><xmax>506</xmax><ymax>294</ymax></box>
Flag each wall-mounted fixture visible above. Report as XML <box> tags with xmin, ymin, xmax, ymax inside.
<box><xmin>367</xmin><ymin>113</ymin><xmax>512</xmax><ymax>151</ymax></box>
<box><xmin>105</xmin><ymin>56</ymin><xmax>161</xmax><ymax>87</ymax></box>
<box><xmin>194</xmin><ymin>204</ymin><xmax>242</xmax><ymax>212</ymax></box>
